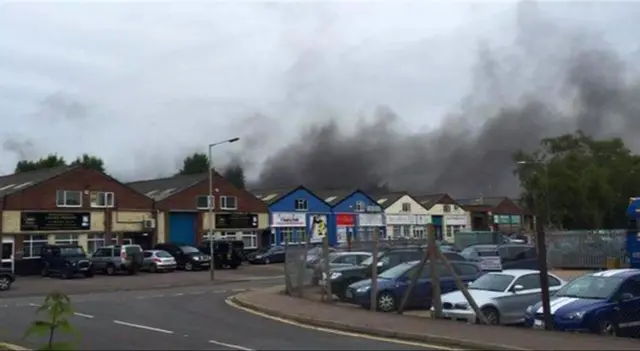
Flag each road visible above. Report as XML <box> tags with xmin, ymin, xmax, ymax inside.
<box><xmin>0</xmin><ymin>279</ymin><xmax>430</xmax><ymax>350</ymax></box>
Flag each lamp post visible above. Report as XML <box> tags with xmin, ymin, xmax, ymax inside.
<box><xmin>517</xmin><ymin>160</ymin><xmax>550</xmax><ymax>227</ymax></box>
<box><xmin>208</xmin><ymin>137</ymin><xmax>240</xmax><ymax>281</ymax></box>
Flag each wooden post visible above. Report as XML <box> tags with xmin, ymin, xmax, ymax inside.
<box><xmin>283</xmin><ymin>231</ymin><xmax>292</xmax><ymax>295</ymax></box>
<box><xmin>537</xmin><ymin>220</ymin><xmax>552</xmax><ymax>329</ymax></box>
<box><xmin>297</xmin><ymin>230</ymin><xmax>310</xmax><ymax>298</ymax></box>
<box><xmin>369</xmin><ymin>227</ymin><xmax>379</xmax><ymax>311</ymax></box>
<box><xmin>436</xmin><ymin>248</ymin><xmax>488</xmax><ymax>324</ymax></box>
<box><xmin>428</xmin><ymin>223</ymin><xmax>443</xmax><ymax>318</ymax></box>
<box><xmin>398</xmin><ymin>236</ymin><xmax>429</xmax><ymax>314</ymax></box>
<box><xmin>322</xmin><ymin>235</ymin><xmax>332</xmax><ymax>302</ymax></box>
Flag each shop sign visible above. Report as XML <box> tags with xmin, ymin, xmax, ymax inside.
<box><xmin>358</xmin><ymin>213</ymin><xmax>384</xmax><ymax>227</ymax></box>
<box><xmin>446</xmin><ymin>215</ymin><xmax>468</xmax><ymax>226</ymax></box>
<box><xmin>271</xmin><ymin>212</ymin><xmax>306</xmax><ymax>227</ymax></box>
<box><xmin>385</xmin><ymin>214</ymin><xmax>413</xmax><ymax>225</ymax></box>
<box><xmin>215</xmin><ymin>213</ymin><xmax>258</xmax><ymax>229</ymax></box>
<box><xmin>21</xmin><ymin>212</ymin><xmax>91</xmax><ymax>231</ymax></box>
<box><xmin>414</xmin><ymin>215</ymin><xmax>429</xmax><ymax>225</ymax></box>
<box><xmin>336</xmin><ymin>214</ymin><xmax>355</xmax><ymax>226</ymax></box>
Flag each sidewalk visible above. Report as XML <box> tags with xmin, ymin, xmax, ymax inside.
<box><xmin>232</xmin><ymin>287</ymin><xmax>640</xmax><ymax>350</ymax></box>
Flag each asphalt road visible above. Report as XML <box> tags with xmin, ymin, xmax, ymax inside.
<box><xmin>0</xmin><ymin>280</ymin><xmax>429</xmax><ymax>350</ymax></box>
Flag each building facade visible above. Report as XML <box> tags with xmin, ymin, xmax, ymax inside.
<box><xmin>416</xmin><ymin>193</ymin><xmax>470</xmax><ymax>241</ymax></box>
<box><xmin>456</xmin><ymin>196</ymin><xmax>529</xmax><ymax>232</ymax></box>
<box><xmin>373</xmin><ymin>192</ymin><xmax>429</xmax><ymax>239</ymax></box>
<box><xmin>316</xmin><ymin>189</ymin><xmax>384</xmax><ymax>244</ymax></box>
<box><xmin>127</xmin><ymin>172</ymin><xmax>268</xmax><ymax>250</ymax></box>
<box><xmin>0</xmin><ymin>166</ymin><xmax>154</xmax><ymax>275</ymax></box>
<box><xmin>253</xmin><ymin>186</ymin><xmax>332</xmax><ymax>246</ymax></box>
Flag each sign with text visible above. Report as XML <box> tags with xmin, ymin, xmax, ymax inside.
<box><xmin>358</xmin><ymin>213</ymin><xmax>384</xmax><ymax>227</ymax></box>
<box><xmin>20</xmin><ymin>212</ymin><xmax>91</xmax><ymax>231</ymax></box>
<box><xmin>271</xmin><ymin>212</ymin><xmax>306</xmax><ymax>227</ymax></box>
<box><xmin>215</xmin><ymin>213</ymin><xmax>258</xmax><ymax>229</ymax></box>
<box><xmin>336</xmin><ymin>214</ymin><xmax>355</xmax><ymax>226</ymax></box>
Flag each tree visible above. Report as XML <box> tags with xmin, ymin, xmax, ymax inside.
<box><xmin>223</xmin><ymin>163</ymin><xmax>246</xmax><ymax>189</ymax></box>
<box><xmin>179</xmin><ymin>152</ymin><xmax>209</xmax><ymax>175</ymax></box>
<box><xmin>23</xmin><ymin>292</ymin><xmax>77</xmax><ymax>350</ymax></box>
<box><xmin>70</xmin><ymin>154</ymin><xmax>105</xmax><ymax>172</ymax></box>
<box><xmin>513</xmin><ymin>131</ymin><xmax>640</xmax><ymax>229</ymax></box>
<box><xmin>15</xmin><ymin>154</ymin><xmax>66</xmax><ymax>173</ymax></box>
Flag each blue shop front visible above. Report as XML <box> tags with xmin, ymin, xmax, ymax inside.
<box><xmin>317</xmin><ymin>189</ymin><xmax>384</xmax><ymax>245</ymax></box>
<box><xmin>253</xmin><ymin>186</ymin><xmax>333</xmax><ymax>246</ymax></box>
<box><xmin>625</xmin><ymin>197</ymin><xmax>640</xmax><ymax>269</ymax></box>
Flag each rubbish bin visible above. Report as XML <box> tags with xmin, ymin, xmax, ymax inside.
<box><xmin>606</xmin><ymin>257</ymin><xmax>621</xmax><ymax>269</ymax></box>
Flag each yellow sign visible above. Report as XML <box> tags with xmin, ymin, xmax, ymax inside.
<box><xmin>312</xmin><ymin>215</ymin><xmax>327</xmax><ymax>237</ymax></box>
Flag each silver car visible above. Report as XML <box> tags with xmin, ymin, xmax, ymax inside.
<box><xmin>311</xmin><ymin>251</ymin><xmax>372</xmax><ymax>285</ymax></box>
<box><xmin>142</xmin><ymin>250</ymin><xmax>177</xmax><ymax>273</ymax></box>
<box><xmin>438</xmin><ymin>269</ymin><xmax>566</xmax><ymax>325</ymax></box>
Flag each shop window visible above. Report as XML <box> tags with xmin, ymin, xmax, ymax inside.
<box><xmin>23</xmin><ymin>235</ymin><xmax>49</xmax><ymax>259</ymax></box>
<box><xmin>87</xmin><ymin>234</ymin><xmax>105</xmax><ymax>254</ymax></box>
<box><xmin>90</xmin><ymin>191</ymin><xmax>115</xmax><ymax>208</ymax></box>
<box><xmin>280</xmin><ymin>227</ymin><xmax>306</xmax><ymax>244</ymax></box>
<box><xmin>242</xmin><ymin>231</ymin><xmax>257</xmax><ymax>249</ymax></box>
<box><xmin>55</xmin><ymin>234</ymin><xmax>80</xmax><ymax>246</ymax></box>
<box><xmin>220</xmin><ymin>196</ymin><xmax>237</xmax><ymax>210</ymax></box>
<box><xmin>413</xmin><ymin>226</ymin><xmax>426</xmax><ymax>238</ymax></box>
<box><xmin>294</xmin><ymin>199</ymin><xmax>308</xmax><ymax>211</ymax></box>
<box><xmin>56</xmin><ymin>190</ymin><xmax>82</xmax><ymax>207</ymax></box>
<box><xmin>196</xmin><ymin>195</ymin><xmax>214</xmax><ymax>209</ymax></box>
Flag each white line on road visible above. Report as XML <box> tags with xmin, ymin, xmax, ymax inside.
<box><xmin>28</xmin><ymin>303</ymin><xmax>41</xmax><ymax>307</ymax></box>
<box><xmin>73</xmin><ymin>312</ymin><xmax>94</xmax><ymax>319</ymax></box>
<box><xmin>208</xmin><ymin>339</ymin><xmax>253</xmax><ymax>350</ymax></box>
<box><xmin>113</xmin><ymin>320</ymin><xmax>174</xmax><ymax>334</ymax></box>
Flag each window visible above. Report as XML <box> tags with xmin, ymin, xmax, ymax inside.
<box><xmin>418</xmin><ymin>263</ymin><xmax>450</xmax><ymax>278</ymax></box>
<box><xmin>220</xmin><ymin>196</ymin><xmax>237</xmax><ymax>210</ymax></box>
<box><xmin>22</xmin><ymin>235</ymin><xmax>48</xmax><ymax>259</ymax></box>
<box><xmin>413</xmin><ymin>226</ymin><xmax>425</xmax><ymax>238</ymax></box>
<box><xmin>548</xmin><ymin>275</ymin><xmax>562</xmax><ymax>287</ymax></box>
<box><xmin>334</xmin><ymin>255</ymin><xmax>359</xmax><ymax>265</ymax></box>
<box><xmin>443</xmin><ymin>252</ymin><xmax>465</xmax><ymax>262</ymax></box>
<box><xmin>446</xmin><ymin>225</ymin><xmax>462</xmax><ymax>238</ymax></box>
<box><xmin>443</xmin><ymin>205</ymin><xmax>451</xmax><ymax>213</ymax></box>
<box><xmin>294</xmin><ymin>199</ymin><xmax>308</xmax><ymax>211</ymax></box>
<box><xmin>454</xmin><ymin>263</ymin><xmax>480</xmax><ymax>276</ymax></box>
<box><xmin>87</xmin><ymin>234</ymin><xmax>105</xmax><ymax>254</ymax></box>
<box><xmin>56</xmin><ymin>190</ymin><xmax>82</xmax><ymax>207</ymax></box>
<box><xmin>401</xmin><ymin>203</ymin><xmax>411</xmax><ymax>212</ymax></box>
<box><xmin>355</xmin><ymin>201</ymin><xmax>366</xmax><ymax>212</ymax></box>
<box><xmin>512</xmin><ymin>273</ymin><xmax>541</xmax><ymax>290</ymax></box>
<box><xmin>90</xmin><ymin>191</ymin><xmax>115</xmax><ymax>208</ymax></box>
<box><xmin>242</xmin><ymin>231</ymin><xmax>257</xmax><ymax>249</ymax></box>
<box><xmin>196</xmin><ymin>195</ymin><xmax>214</xmax><ymax>209</ymax></box>
<box><xmin>93</xmin><ymin>248</ymin><xmax>113</xmax><ymax>258</ymax></box>
<box><xmin>143</xmin><ymin>252</ymin><xmax>153</xmax><ymax>258</ymax></box>
<box><xmin>55</xmin><ymin>234</ymin><xmax>79</xmax><ymax>246</ymax></box>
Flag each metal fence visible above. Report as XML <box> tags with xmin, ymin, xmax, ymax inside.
<box><xmin>545</xmin><ymin>229</ymin><xmax>628</xmax><ymax>269</ymax></box>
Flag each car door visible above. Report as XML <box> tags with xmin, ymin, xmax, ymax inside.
<box><xmin>50</xmin><ymin>247</ymin><xmax>63</xmax><ymax>272</ymax></box>
<box><xmin>614</xmin><ymin>277</ymin><xmax>640</xmax><ymax>335</ymax></box>
<box><xmin>502</xmin><ymin>273</ymin><xmax>542</xmax><ymax>321</ymax></box>
<box><xmin>91</xmin><ymin>248</ymin><xmax>105</xmax><ymax>270</ymax></box>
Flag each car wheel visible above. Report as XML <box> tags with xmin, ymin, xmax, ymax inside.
<box><xmin>61</xmin><ymin>267</ymin><xmax>73</xmax><ymax>279</ymax></box>
<box><xmin>149</xmin><ymin>264</ymin><xmax>157</xmax><ymax>273</ymax></box>
<box><xmin>597</xmin><ymin>319</ymin><xmax>616</xmax><ymax>336</ymax></box>
<box><xmin>264</xmin><ymin>258</ymin><xmax>270</xmax><ymax>264</ymax></box>
<box><xmin>376</xmin><ymin>291</ymin><xmax>397</xmax><ymax>312</ymax></box>
<box><xmin>106</xmin><ymin>264</ymin><xmax>116</xmax><ymax>275</ymax></box>
<box><xmin>185</xmin><ymin>262</ymin><xmax>193</xmax><ymax>271</ymax></box>
<box><xmin>480</xmin><ymin>306</ymin><xmax>500</xmax><ymax>325</ymax></box>
<box><xmin>0</xmin><ymin>276</ymin><xmax>11</xmax><ymax>291</ymax></box>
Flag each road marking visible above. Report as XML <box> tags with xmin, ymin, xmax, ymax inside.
<box><xmin>113</xmin><ymin>320</ymin><xmax>174</xmax><ymax>334</ymax></box>
<box><xmin>231</xmin><ymin>288</ymin><xmax>246</xmax><ymax>292</ymax></box>
<box><xmin>28</xmin><ymin>303</ymin><xmax>40</xmax><ymax>307</ymax></box>
<box><xmin>174</xmin><ymin>293</ymin><xmax>184</xmax><ymax>296</ymax></box>
<box><xmin>225</xmin><ymin>297</ymin><xmax>461</xmax><ymax>351</ymax></box>
<box><xmin>74</xmin><ymin>312</ymin><xmax>94</xmax><ymax>319</ymax></box>
<box><xmin>189</xmin><ymin>291</ymin><xmax>204</xmax><ymax>295</ymax></box>
<box><xmin>213</xmin><ymin>290</ymin><xmax>226</xmax><ymax>293</ymax></box>
<box><xmin>208</xmin><ymin>339</ymin><xmax>253</xmax><ymax>350</ymax></box>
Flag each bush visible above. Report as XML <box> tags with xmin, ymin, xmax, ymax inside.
<box><xmin>23</xmin><ymin>292</ymin><xmax>77</xmax><ymax>350</ymax></box>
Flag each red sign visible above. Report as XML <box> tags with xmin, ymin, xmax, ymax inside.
<box><xmin>336</xmin><ymin>214</ymin><xmax>355</xmax><ymax>226</ymax></box>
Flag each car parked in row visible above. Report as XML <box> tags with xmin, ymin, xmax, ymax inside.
<box><xmin>141</xmin><ymin>250</ymin><xmax>177</xmax><ymax>273</ymax></box>
<box><xmin>311</xmin><ymin>251</ymin><xmax>372</xmax><ymax>285</ymax></box>
<box><xmin>461</xmin><ymin>243</ymin><xmax>538</xmax><ymax>271</ymax></box>
<box><xmin>155</xmin><ymin>243</ymin><xmax>211</xmax><ymax>271</ymax></box>
<box><xmin>247</xmin><ymin>246</ymin><xmax>285</xmax><ymax>264</ymax></box>
<box><xmin>198</xmin><ymin>240</ymin><xmax>242</xmax><ymax>269</ymax></box>
<box><xmin>0</xmin><ymin>268</ymin><xmax>15</xmax><ymax>291</ymax></box>
<box><xmin>346</xmin><ymin>260</ymin><xmax>483</xmax><ymax>312</ymax></box>
<box><xmin>439</xmin><ymin>269</ymin><xmax>566</xmax><ymax>325</ymax></box>
<box><xmin>41</xmin><ymin>244</ymin><xmax>94</xmax><ymax>279</ymax></box>
<box><xmin>91</xmin><ymin>244</ymin><xmax>144</xmax><ymax>275</ymax></box>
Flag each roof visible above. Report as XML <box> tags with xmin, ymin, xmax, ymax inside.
<box><xmin>414</xmin><ymin>193</ymin><xmax>447</xmax><ymax>209</ymax></box>
<box><xmin>456</xmin><ymin>196</ymin><xmax>507</xmax><ymax>207</ymax></box>
<box><xmin>370</xmin><ymin>192</ymin><xmax>408</xmax><ymax>208</ymax></box>
<box><xmin>334</xmin><ymin>251</ymin><xmax>371</xmax><ymax>256</ymax></box>
<box><xmin>250</xmin><ymin>187</ymin><xmax>297</xmax><ymax>205</ymax></box>
<box><xmin>312</xmin><ymin>189</ymin><xmax>358</xmax><ymax>206</ymax></box>
<box><xmin>126</xmin><ymin>172</ymin><xmax>209</xmax><ymax>200</ymax></box>
<box><xmin>592</xmin><ymin>268</ymin><xmax>640</xmax><ymax>278</ymax></box>
<box><xmin>0</xmin><ymin>166</ymin><xmax>73</xmax><ymax>197</ymax></box>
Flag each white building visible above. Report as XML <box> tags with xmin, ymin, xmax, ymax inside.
<box><xmin>415</xmin><ymin>193</ymin><xmax>470</xmax><ymax>242</ymax></box>
<box><xmin>374</xmin><ymin>192</ymin><xmax>430</xmax><ymax>239</ymax></box>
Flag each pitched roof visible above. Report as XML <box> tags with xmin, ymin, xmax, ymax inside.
<box><xmin>456</xmin><ymin>196</ymin><xmax>506</xmax><ymax>208</ymax></box>
<box><xmin>0</xmin><ymin>166</ymin><xmax>73</xmax><ymax>197</ymax></box>
<box><xmin>250</xmin><ymin>186</ymin><xmax>301</xmax><ymax>205</ymax></box>
<box><xmin>413</xmin><ymin>193</ymin><xmax>447</xmax><ymax>209</ymax></box>
<box><xmin>312</xmin><ymin>189</ymin><xmax>357</xmax><ymax>206</ymax></box>
<box><xmin>370</xmin><ymin>191</ymin><xmax>408</xmax><ymax>208</ymax></box>
<box><xmin>127</xmin><ymin>173</ymin><xmax>209</xmax><ymax>200</ymax></box>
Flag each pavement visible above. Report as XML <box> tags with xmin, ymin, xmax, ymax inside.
<box><xmin>233</xmin><ymin>287</ymin><xmax>640</xmax><ymax>350</ymax></box>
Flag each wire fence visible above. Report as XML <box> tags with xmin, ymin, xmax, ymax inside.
<box><xmin>545</xmin><ymin>229</ymin><xmax>628</xmax><ymax>269</ymax></box>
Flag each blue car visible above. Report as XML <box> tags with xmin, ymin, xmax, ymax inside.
<box><xmin>346</xmin><ymin>260</ymin><xmax>483</xmax><ymax>312</ymax></box>
<box><xmin>524</xmin><ymin>268</ymin><xmax>640</xmax><ymax>336</ymax></box>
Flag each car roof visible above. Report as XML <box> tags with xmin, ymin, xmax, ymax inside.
<box><xmin>334</xmin><ymin>251</ymin><xmax>370</xmax><ymax>256</ymax></box>
<box><xmin>489</xmin><ymin>269</ymin><xmax>539</xmax><ymax>277</ymax></box>
<box><xmin>591</xmin><ymin>268</ymin><xmax>640</xmax><ymax>279</ymax></box>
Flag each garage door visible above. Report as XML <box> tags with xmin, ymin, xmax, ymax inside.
<box><xmin>168</xmin><ymin>212</ymin><xmax>197</xmax><ymax>245</ymax></box>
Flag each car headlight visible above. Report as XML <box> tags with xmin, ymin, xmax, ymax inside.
<box><xmin>255</xmin><ymin>255</ymin><xmax>262</xmax><ymax>259</ymax></box>
<box><xmin>356</xmin><ymin>286</ymin><xmax>370</xmax><ymax>292</ymax></box>
<box><xmin>330</xmin><ymin>272</ymin><xmax>342</xmax><ymax>280</ymax></box>
<box><xmin>193</xmin><ymin>256</ymin><xmax>200</xmax><ymax>260</ymax></box>
<box><xmin>564</xmin><ymin>311</ymin><xmax>585</xmax><ymax>320</ymax></box>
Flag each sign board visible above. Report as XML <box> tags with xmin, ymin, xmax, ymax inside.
<box><xmin>215</xmin><ymin>213</ymin><xmax>258</xmax><ymax>229</ymax></box>
<box><xmin>21</xmin><ymin>212</ymin><xmax>91</xmax><ymax>231</ymax></box>
<box><xmin>385</xmin><ymin>214</ymin><xmax>413</xmax><ymax>225</ymax></box>
<box><xmin>366</xmin><ymin>205</ymin><xmax>381</xmax><ymax>213</ymax></box>
<box><xmin>271</xmin><ymin>212</ymin><xmax>306</xmax><ymax>227</ymax></box>
<box><xmin>336</xmin><ymin>214</ymin><xmax>355</xmax><ymax>226</ymax></box>
<box><xmin>358</xmin><ymin>213</ymin><xmax>384</xmax><ymax>227</ymax></box>
<box><xmin>414</xmin><ymin>214</ymin><xmax>430</xmax><ymax>225</ymax></box>
<box><xmin>310</xmin><ymin>215</ymin><xmax>327</xmax><ymax>239</ymax></box>
<box><xmin>445</xmin><ymin>215</ymin><xmax>468</xmax><ymax>226</ymax></box>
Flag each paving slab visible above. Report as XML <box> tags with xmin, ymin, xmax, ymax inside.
<box><xmin>232</xmin><ymin>287</ymin><xmax>640</xmax><ymax>350</ymax></box>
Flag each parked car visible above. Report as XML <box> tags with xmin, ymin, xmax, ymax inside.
<box><xmin>346</xmin><ymin>260</ymin><xmax>483</xmax><ymax>312</ymax></box>
<box><xmin>154</xmin><ymin>243</ymin><xmax>210</xmax><ymax>271</ymax></box>
<box><xmin>304</xmin><ymin>246</ymin><xmax>337</xmax><ymax>267</ymax></box>
<box><xmin>142</xmin><ymin>250</ymin><xmax>177</xmax><ymax>272</ymax></box>
<box><xmin>0</xmin><ymin>268</ymin><xmax>15</xmax><ymax>291</ymax></box>
<box><xmin>524</xmin><ymin>268</ymin><xmax>640</xmax><ymax>336</ymax></box>
<box><xmin>247</xmin><ymin>246</ymin><xmax>285</xmax><ymax>264</ymax></box>
<box><xmin>90</xmin><ymin>244</ymin><xmax>144</xmax><ymax>275</ymax></box>
<box><xmin>439</xmin><ymin>269</ymin><xmax>565</xmax><ymax>325</ymax></box>
<box><xmin>311</xmin><ymin>251</ymin><xmax>372</xmax><ymax>285</ymax></box>
<box><xmin>41</xmin><ymin>244</ymin><xmax>93</xmax><ymax>279</ymax></box>
<box><xmin>461</xmin><ymin>244</ymin><xmax>538</xmax><ymax>271</ymax></box>
<box><xmin>198</xmin><ymin>240</ymin><xmax>242</xmax><ymax>269</ymax></box>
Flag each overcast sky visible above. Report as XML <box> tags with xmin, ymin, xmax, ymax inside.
<box><xmin>1</xmin><ymin>1</ymin><xmax>637</xmax><ymax>184</ymax></box>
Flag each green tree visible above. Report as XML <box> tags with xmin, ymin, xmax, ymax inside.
<box><xmin>223</xmin><ymin>163</ymin><xmax>246</xmax><ymax>189</ymax></box>
<box><xmin>23</xmin><ymin>292</ymin><xmax>77</xmax><ymax>350</ymax></box>
<box><xmin>513</xmin><ymin>131</ymin><xmax>640</xmax><ymax>229</ymax></box>
<box><xmin>179</xmin><ymin>152</ymin><xmax>209</xmax><ymax>175</ymax></box>
<box><xmin>15</xmin><ymin>154</ymin><xmax>66</xmax><ymax>173</ymax></box>
<box><xmin>70</xmin><ymin>154</ymin><xmax>105</xmax><ymax>172</ymax></box>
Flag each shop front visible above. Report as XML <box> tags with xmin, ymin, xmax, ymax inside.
<box><xmin>335</xmin><ymin>214</ymin><xmax>355</xmax><ymax>244</ymax></box>
<box><xmin>357</xmin><ymin>213</ymin><xmax>385</xmax><ymax>241</ymax></box>
<box><xmin>271</xmin><ymin>212</ymin><xmax>306</xmax><ymax>245</ymax></box>
<box><xmin>204</xmin><ymin>213</ymin><xmax>260</xmax><ymax>249</ymax></box>
<box><xmin>444</xmin><ymin>214</ymin><xmax>469</xmax><ymax>241</ymax></box>
<box><xmin>386</xmin><ymin>214</ymin><xmax>413</xmax><ymax>239</ymax></box>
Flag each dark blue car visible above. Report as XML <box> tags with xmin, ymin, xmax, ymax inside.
<box><xmin>524</xmin><ymin>268</ymin><xmax>640</xmax><ymax>336</ymax></box>
<box><xmin>346</xmin><ymin>260</ymin><xmax>483</xmax><ymax>312</ymax></box>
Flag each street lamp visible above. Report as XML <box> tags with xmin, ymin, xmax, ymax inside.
<box><xmin>208</xmin><ymin>137</ymin><xmax>240</xmax><ymax>281</ymax></box>
<box><xmin>517</xmin><ymin>160</ymin><xmax>551</xmax><ymax>228</ymax></box>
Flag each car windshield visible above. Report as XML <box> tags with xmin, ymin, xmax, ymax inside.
<box><xmin>361</xmin><ymin>252</ymin><xmax>383</xmax><ymax>266</ymax></box>
<box><xmin>180</xmin><ymin>246</ymin><xmax>200</xmax><ymax>254</ymax></box>
<box><xmin>554</xmin><ymin>275</ymin><xmax>624</xmax><ymax>299</ymax></box>
<box><xmin>60</xmin><ymin>247</ymin><xmax>85</xmax><ymax>256</ymax></box>
<box><xmin>468</xmin><ymin>273</ymin><xmax>514</xmax><ymax>292</ymax></box>
<box><xmin>269</xmin><ymin>247</ymin><xmax>283</xmax><ymax>253</ymax></box>
<box><xmin>155</xmin><ymin>251</ymin><xmax>172</xmax><ymax>258</ymax></box>
<box><xmin>379</xmin><ymin>263</ymin><xmax>413</xmax><ymax>279</ymax></box>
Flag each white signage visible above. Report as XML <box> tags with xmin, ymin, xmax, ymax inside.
<box><xmin>310</xmin><ymin>215</ymin><xmax>327</xmax><ymax>241</ymax></box>
<box><xmin>414</xmin><ymin>215</ymin><xmax>429</xmax><ymax>225</ymax></box>
<box><xmin>358</xmin><ymin>213</ymin><xmax>384</xmax><ymax>227</ymax></box>
<box><xmin>385</xmin><ymin>214</ymin><xmax>413</xmax><ymax>225</ymax></box>
<box><xmin>446</xmin><ymin>215</ymin><xmax>468</xmax><ymax>226</ymax></box>
<box><xmin>272</xmin><ymin>212</ymin><xmax>306</xmax><ymax>227</ymax></box>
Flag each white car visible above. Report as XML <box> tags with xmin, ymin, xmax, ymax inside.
<box><xmin>437</xmin><ymin>269</ymin><xmax>566</xmax><ymax>325</ymax></box>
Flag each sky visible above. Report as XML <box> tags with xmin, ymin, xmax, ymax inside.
<box><xmin>1</xmin><ymin>1</ymin><xmax>640</xmax><ymax>196</ymax></box>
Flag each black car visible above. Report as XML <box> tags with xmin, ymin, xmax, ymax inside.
<box><xmin>247</xmin><ymin>246</ymin><xmax>285</xmax><ymax>264</ymax></box>
<box><xmin>198</xmin><ymin>240</ymin><xmax>243</xmax><ymax>269</ymax></box>
<box><xmin>155</xmin><ymin>243</ymin><xmax>211</xmax><ymax>271</ymax></box>
<box><xmin>0</xmin><ymin>268</ymin><xmax>15</xmax><ymax>291</ymax></box>
<box><xmin>461</xmin><ymin>243</ymin><xmax>538</xmax><ymax>271</ymax></box>
<box><xmin>40</xmin><ymin>244</ymin><xmax>93</xmax><ymax>279</ymax></box>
